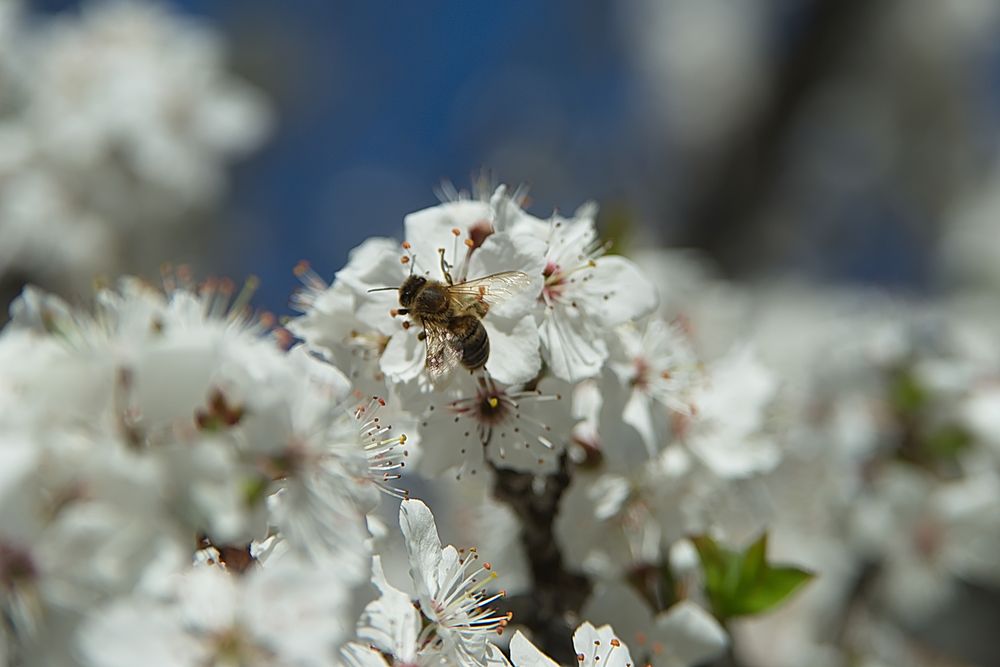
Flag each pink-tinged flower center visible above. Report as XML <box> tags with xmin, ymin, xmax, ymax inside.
<box><xmin>631</xmin><ymin>357</ymin><xmax>651</xmax><ymax>391</ymax></box>
<box><xmin>912</xmin><ymin>517</ymin><xmax>944</xmax><ymax>560</ymax></box>
<box><xmin>467</xmin><ymin>220</ymin><xmax>494</xmax><ymax>251</ymax></box>
<box><xmin>542</xmin><ymin>260</ymin><xmax>565</xmax><ymax>301</ymax></box>
<box><xmin>541</xmin><ymin>258</ymin><xmax>597</xmax><ymax>305</ymax></box>
<box><xmin>0</xmin><ymin>542</ymin><xmax>36</xmax><ymax>592</ymax></box>
<box><xmin>423</xmin><ymin>548</ymin><xmax>509</xmax><ymax>636</ymax></box>
<box><xmin>449</xmin><ymin>387</ymin><xmax>513</xmax><ymax>428</ymax></box>
<box><xmin>631</xmin><ymin>357</ymin><xmax>678</xmax><ymax>399</ymax></box>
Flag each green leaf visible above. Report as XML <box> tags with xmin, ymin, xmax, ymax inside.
<box><xmin>890</xmin><ymin>367</ymin><xmax>928</xmax><ymax>416</ymax></box>
<box><xmin>693</xmin><ymin>532</ymin><xmax>814</xmax><ymax>622</ymax></box>
<box><xmin>922</xmin><ymin>424</ymin><xmax>972</xmax><ymax>461</ymax></box>
<box><xmin>740</xmin><ymin>533</ymin><xmax>767</xmax><ymax>583</ymax></box>
<box><xmin>242</xmin><ymin>475</ymin><xmax>270</xmax><ymax>506</ymax></box>
<box><xmin>692</xmin><ymin>536</ymin><xmax>727</xmax><ymax>600</ymax></box>
<box><xmin>728</xmin><ymin>565</ymin><xmax>814</xmax><ymax>616</ymax></box>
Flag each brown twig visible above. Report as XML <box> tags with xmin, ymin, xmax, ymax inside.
<box><xmin>491</xmin><ymin>455</ymin><xmax>591</xmax><ymax>664</ymax></box>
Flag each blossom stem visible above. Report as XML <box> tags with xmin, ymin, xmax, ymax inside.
<box><xmin>489</xmin><ymin>453</ymin><xmax>590</xmax><ymax>664</ymax></box>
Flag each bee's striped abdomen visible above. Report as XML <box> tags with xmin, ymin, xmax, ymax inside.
<box><xmin>456</xmin><ymin>316</ymin><xmax>490</xmax><ymax>370</ymax></box>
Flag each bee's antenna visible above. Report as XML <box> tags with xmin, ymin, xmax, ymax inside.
<box><xmin>367</xmin><ymin>286</ymin><xmax>399</xmax><ymax>293</ymax></box>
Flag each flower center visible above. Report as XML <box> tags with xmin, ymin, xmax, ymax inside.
<box><xmin>467</xmin><ymin>220</ymin><xmax>494</xmax><ymax>251</ymax></box>
<box><xmin>0</xmin><ymin>542</ymin><xmax>36</xmax><ymax>592</ymax></box>
<box><xmin>427</xmin><ymin>548</ymin><xmax>510</xmax><ymax>636</ymax></box>
<box><xmin>195</xmin><ymin>388</ymin><xmax>244</xmax><ymax>430</ymax></box>
<box><xmin>446</xmin><ymin>384</ymin><xmax>514</xmax><ymax>428</ymax></box>
<box><xmin>912</xmin><ymin>517</ymin><xmax>944</xmax><ymax>560</ymax></box>
<box><xmin>631</xmin><ymin>357</ymin><xmax>651</xmax><ymax>390</ymax></box>
<box><xmin>476</xmin><ymin>393</ymin><xmax>509</xmax><ymax>426</ymax></box>
<box><xmin>542</xmin><ymin>260</ymin><xmax>565</xmax><ymax>301</ymax></box>
<box><xmin>541</xmin><ymin>258</ymin><xmax>596</xmax><ymax>304</ymax></box>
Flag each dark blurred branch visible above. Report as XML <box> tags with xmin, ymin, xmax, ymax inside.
<box><xmin>676</xmin><ymin>0</ymin><xmax>873</xmax><ymax>277</ymax></box>
<box><xmin>0</xmin><ymin>275</ymin><xmax>28</xmax><ymax>328</ymax></box>
<box><xmin>491</xmin><ymin>455</ymin><xmax>590</xmax><ymax>664</ymax></box>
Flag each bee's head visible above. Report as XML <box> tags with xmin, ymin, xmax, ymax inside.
<box><xmin>398</xmin><ymin>275</ymin><xmax>426</xmax><ymax>308</ymax></box>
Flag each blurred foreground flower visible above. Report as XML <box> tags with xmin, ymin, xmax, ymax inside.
<box><xmin>13</xmin><ymin>177</ymin><xmax>1000</xmax><ymax>666</ymax></box>
<box><xmin>0</xmin><ymin>0</ymin><xmax>269</xmax><ymax>298</ymax></box>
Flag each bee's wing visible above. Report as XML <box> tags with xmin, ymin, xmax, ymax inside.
<box><xmin>446</xmin><ymin>271</ymin><xmax>533</xmax><ymax>310</ymax></box>
<box><xmin>423</xmin><ymin>322</ymin><xmax>463</xmax><ymax>378</ymax></box>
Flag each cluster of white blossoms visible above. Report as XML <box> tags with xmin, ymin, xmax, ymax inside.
<box><xmin>5</xmin><ymin>178</ymin><xmax>1000</xmax><ymax>666</ymax></box>
<box><xmin>289</xmin><ymin>184</ymin><xmax>745</xmax><ymax>666</ymax></box>
<box><xmin>289</xmin><ymin>182</ymin><xmax>1000</xmax><ymax>666</ymax></box>
<box><xmin>291</xmin><ymin>185</ymin><xmax>659</xmax><ymax>478</ymax></box>
<box><xmin>0</xmin><ymin>0</ymin><xmax>268</xmax><ymax>291</ymax></box>
<box><xmin>0</xmin><ymin>274</ymin><xmax>413</xmax><ymax>665</ymax></box>
<box><xmin>730</xmin><ymin>296</ymin><xmax>1000</xmax><ymax>667</ymax></box>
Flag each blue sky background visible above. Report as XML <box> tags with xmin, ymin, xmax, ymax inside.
<box><xmin>30</xmin><ymin>0</ymin><xmax>1000</xmax><ymax>313</ymax></box>
<box><xmin>35</xmin><ymin>0</ymin><xmax>643</xmax><ymax>314</ymax></box>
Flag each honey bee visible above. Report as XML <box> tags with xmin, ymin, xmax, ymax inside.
<box><xmin>373</xmin><ymin>250</ymin><xmax>532</xmax><ymax>378</ymax></box>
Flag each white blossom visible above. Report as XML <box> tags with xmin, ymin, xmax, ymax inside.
<box><xmin>849</xmin><ymin>465</ymin><xmax>1000</xmax><ymax>621</ymax></box>
<box><xmin>78</xmin><ymin>551</ymin><xmax>370</xmax><ymax>667</ymax></box>
<box><xmin>582</xmin><ymin>581</ymin><xmax>728</xmax><ymax>667</ymax></box>
<box><xmin>507</xmin><ymin>622</ymin><xmax>636</xmax><ymax>667</ymax></box>
<box><xmin>26</xmin><ymin>0</ymin><xmax>268</xmax><ymax>206</ymax></box>
<box><xmin>0</xmin><ymin>0</ymin><xmax>269</xmax><ymax>291</ymax></box>
<box><xmin>413</xmin><ymin>373</ymin><xmax>573</xmax><ymax>478</ymax></box>
<box><xmin>514</xmin><ymin>204</ymin><xmax>658</xmax><ymax>382</ymax></box>
<box><xmin>685</xmin><ymin>346</ymin><xmax>781</xmax><ymax>478</ymax></box>
<box><xmin>397</xmin><ymin>498</ymin><xmax>512</xmax><ymax>665</ymax></box>
<box><xmin>607</xmin><ymin>318</ymin><xmax>700</xmax><ymax>459</ymax></box>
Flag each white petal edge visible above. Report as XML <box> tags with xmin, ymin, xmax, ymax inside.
<box><xmin>655</xmin><ymin>601</ymin><xmax>729</xmax><ymax>666</ymax></box>
<box><xmin>509</xmin><ymin>631</ymin><xmax>559</xmax><ymax>667</ymax></box>
<box><xmin>399</xmin><ymin>499</ymin><xmax>443</xmax><ymax>604</ymax></box>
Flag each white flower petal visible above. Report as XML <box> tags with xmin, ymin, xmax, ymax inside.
<box><xmin>358</xmin><ymin>556</ymin><xmax>421</xmax><ymax>660</ymax></box>
<box><xmin>335</xmin><ymin>237</ymin><xmax>407</xmax><ymax>293</ymax></box>
<box><xmin>0</xmin><ymin>436</ymin><xmax>37</xmax><ymax>507</ymax></box>
<box><xmin>694</xmin><ymin>347</ymin><xmax>776</xmax><ymax>435</ymax></box>
<box><xmin>380</xmin><ymin>331</ymin><xmax>425</xmax><ymax>382</ymax></box>
<box><xmin>485</xmin><ymin>316</ymin><xmax>542</xmax><ymax>385</ymax></box>
<box><xmin>590</xmin><ymin>474</ymin><xmax>630</xmax><ymax>521</ymax></box>
<box><xmin>285</xmin><ymin>344</ymin><xmax>351</xmax><ymax>403</ymax></box>
<box><xmin>246</xmin><ymin>554</ymin><xmax>367</xmax><ymax>665</ymax></box>
<box><xmin>78</xmin><ymin>598</ymin><xmax>203</xmax><ymax>667</ymax></box>
<box><xmin>541</xmin><ymin>307</ymin><xmax>607</xmax><ymax>381</ymax></box>
<box><xmin>469</xmin><ymin>232</ymin><xmax>546</xmax><ymax>319</ymax></box>
<box><xmin>623</xmin><ymin>389</ymin><xmax>658</xmax><ymax>459</ymax></box>
<box><xmin>178</xmin><ymin>564</ymin><xmax>238</xmax><ymax>634</ymax></box>
<box><xmin>404</xmin><ymin>199</ymin><xmax>492</xmax><ymax>278</ymax></box>
<box><xmin>578</xmin><ymin>256</ymin><xmax>658</xmax><ymax>328</ymax></box>
<box><xmin>341</xmin><ymin>643</ymin><xmax>391</xmax><ymax>667</ymax></box>
<box><xmin>572</xmin><ymin>622</ymin><xmax>634</xmax><ymax>667</ymax></box>
<box><xmin>399</xmin><ymin>499</ymin><xmax>444</xmax><ymax>603</ymax></box>
<box><xmin>962</xmin><ymin>386</ymin><xmax>1000</xmax><ymax>451</ymax></box>
<box><xmin>654</xmin><ymin>601</ymin><xmax>728</xmax><ymax>667</ymax></box>
<box><xmin>509</xmin><ymin>630</ymin><xmax>558</xmax><ymax>667</ymax></box>
<box><xmin>688</xmin><ymin>434</ymin><xmax>782</xmax><ymax>479</ymax></box>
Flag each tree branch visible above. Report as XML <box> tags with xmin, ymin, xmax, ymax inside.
<box><xmin>491</xmin><ymin>455</ymin><xmax>590</xmax><ymax>664</ymax></box>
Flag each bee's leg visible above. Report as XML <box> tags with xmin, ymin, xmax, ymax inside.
<box><xmin>478</xmin><ymin>370</ymin><xmax>496</xmax><ymax>394</ymax></box>
<box><xmin>437</xmin><ymin>248</ymin><xmax>454</xmax><ymax>285</ymax></box>
<box><xmin>417</xmin><ymin>331</ymin><xmax>426</xmax><ymax>341</ymax></box>
<box><xmin>397</xmin><ymin>308</ymin><xmax>409</xmax><ymax>315</ymax></box>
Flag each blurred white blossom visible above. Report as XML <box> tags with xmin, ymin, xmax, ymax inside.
<box><xmin>4</xmin><ymin>171</ymin><xmax>1000</xmax><ymax>667</ymax></box>
<box><xmin>0</xmin><ymin>0</ymin><xmax>269</xmax><ymax>293</ymax></box>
